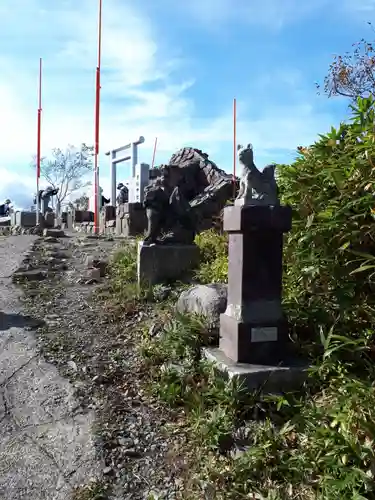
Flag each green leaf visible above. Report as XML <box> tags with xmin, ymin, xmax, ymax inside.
<box><xmin>350</xmin><ymin>264</ymin><xmax>375</xmax><ymax>274</ymax></box>
<box><xmin>339</xmin><ymin>242</ymin><xmax>350</xmax><ymax>250</ymax></box>
<box><xmin>349</xmin><ymin>250</ymin><xmax>375</xmax><ymax>261</ymax></box>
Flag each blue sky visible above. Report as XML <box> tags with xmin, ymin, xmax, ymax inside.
<box><xmin>0</xmin><ymin>0</ymin><xmax>372</xmax><ymax>207</ymax></box>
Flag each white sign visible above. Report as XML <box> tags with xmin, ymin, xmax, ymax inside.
<box><xmin>251</xmin><ymin>327</ymin><xmax>278</xmax><ymax>343</ymax></box>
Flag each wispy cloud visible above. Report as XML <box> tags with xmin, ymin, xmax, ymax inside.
<box><xmin>0</xmin><ymin>0</ymin><xmax>346</xmax><ymax>206</ymax></box>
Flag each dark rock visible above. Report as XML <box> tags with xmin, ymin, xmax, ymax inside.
<box><xmin>43</xmin><ymin>229</ymin><xmax>65</xmax><ymax>238</ymax></box>
<box><xmin>143</xmin><ymin>147</ymin><xmax>236</xmax><ymax>245</ymax></box>
<box><xmin>30</xmin><ymin>226</ymin><xmax>43</xmax><ymax>236</ymax></box>
<box><xmin>44</xmin><ymin>236</ymin><xmax>58</xmax><ymax>243</ymax></box>
<box><xmin>84</xmin><ymin>255</ymin><xmax>108</xmax><ymax>277</ymax></box>
<box><xmin>12</xmin><ymin>269</ymin><xmax>47</xmax><ymax>282</ymax></box>
<box><xmin>122</xmin><ymin>448</ymin><xmax>142</xmax><ymax>458</ymax></box>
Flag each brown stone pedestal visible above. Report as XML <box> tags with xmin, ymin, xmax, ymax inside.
<box><xmin>116</xmin><ymin>203</ymin><xmax>147</xmax><ymax>237</ymax></box>
<box><xmin>100</xmin><ymin>205</ymin><xmax>116</xmax><ymax>235</ymax></box>
<box><xmin>219</xmin><ymin>204</ymin><xmax>292</xmax><ymax>365</ymax></box>
<box><xmin>137</xmin><ymin>242</ymin><xmax>200</xmax><ymax>285</ymax></box>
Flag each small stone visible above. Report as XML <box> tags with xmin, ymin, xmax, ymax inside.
<box><xmin>176</xmin><ymin>283</ymin><xmax>228</xmax><ymax>336</ymax></box>
<box><xmin>12</xmin><ymin>269</ymin><xmax>47</xmax><ymax>282</ymax></box>
<box><xmin>84</xmin><ymin>268</ymin><xmax>101</xmax><ymax>284</ymax></box>
<box><xmin>149</xmin><ymin>323</ymin><xmax>162</xmax><ymax>338</ymax></box>
<box><xmin>103</xmin><ymin>466</ymin><xmax>113</xmax><ymax>475</ymax></box>
<box><xmin>123</xmin><ymin>448</ymin><xmax>142</xmax><ymax>458</ymax></box>
<box><xmin>84</xmin><ymin>255</ymin><xmax>95</xmax><ymax>267</ymax></box>
<box><xmin>118</xmin><ymin>437</ymin><xmax>134</xmax><ymax>447</ymax></box>
<box><xmin>67</xmin><ymin>360</ymin><xmax>78</xmax><ymax>372</ymax></box>
<box><xmin>43</xmin><ymin>228</ymin><xmax>65</xmax><ymax>238</ymax></box>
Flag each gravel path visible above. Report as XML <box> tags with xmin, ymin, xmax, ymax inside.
<box><xmin>17</xmin><ymin>235</ymin><xmax>186</xmax><ymax>499</ymax></box>
<box><xmin>0</xmin><ymin>235</ymin><xmax>100</xmax><ymax>500</ymax></box>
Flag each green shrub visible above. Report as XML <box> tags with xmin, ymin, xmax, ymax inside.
<box><xmin>194</xmin><ymin>229</ymin><xmax>228</xmax><ymax>283</ymax></box>
<box><xmin>96</xmin><ymin>242</ymin><xmax>144</xmax><ymax>315</ymax></box>
<box><xmin>110</xmin><ymin>243</ymin><xmax>138</xmax><ymax>285</ymax></box>
<box><xmin>278</xmin><ymin>96</ymin><xmax>375</xmax><ymax>343</ymax></box>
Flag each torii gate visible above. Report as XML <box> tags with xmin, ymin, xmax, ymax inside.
<box><xmin>105</xmin><ymin>136</ymin><xmax>145</xmax><ymax>206</ymax></box>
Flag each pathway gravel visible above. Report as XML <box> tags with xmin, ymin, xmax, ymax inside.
<box><xmin>0</xmin><ymin>235</ymin><xmax>100</xmax><ymax>500</ymax></box>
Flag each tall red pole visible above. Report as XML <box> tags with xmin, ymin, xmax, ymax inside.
<box><xmin>94</xmin><ymin>0</ymin><xmax>103</xmax><ymax>234</ymax></box>
<box><xmin>233</xmin><ymin>98</ymin><xmax>237</xmax><ymax>199</ymax></box>
<box><xmin>36</xmin><ymin>58</ymin><xmax>42</xmax><ymax>225</ymax></box>
<box><xmin>151</xmin><ymin>137</ymin><xmax>158</xmax><ymax>168</ymax></box>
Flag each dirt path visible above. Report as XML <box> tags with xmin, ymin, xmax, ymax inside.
<box><xmin>15</xmin><ymin>234</ymin><xmax>184</xmax><ymax>499</ymax></box>
<box><xmin>0</xmin><ymin>235</ymin><xmax>100</xmax><ymax>500</ymax></box>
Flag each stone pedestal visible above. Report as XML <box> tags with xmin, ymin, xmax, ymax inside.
<box><xmin>11</xmin><ymin>211</ymin><xmax>37</xmax><ymax>228</ymax></box>
<box><xmin>116</xmin><ymin>203</ymin><xmax>147</xmax><ymax>237</ymax></box>
<box><xmin>137</xmin><ymin>242</ymin><xmax>200</xmax><ymax>285</ymax></box>
<box><xmin>219</xmin><ymin>204</ymin><xmax>292</xmax><ymax>365</ymax></box>
<box><xmin>44</xmin><ymin>212</ymin><xmax>55</xmax><ymax>228</ymax></box>
<box><xmin>100</xmin><ymin>205</ymin><xmax>116</xmax><ymax>234</ymax></box>
<box><xmin>74</xmin><ymin>210</ymin><xmax>94</xmax><ymax>224</ymax></box>
<box><xmin>61</xmin><ymin>211</ymin><xmax>73</xmax><ymax>230</ymax></box>
<box><xmin>204</xmin><ymin>348</ymin><xmax>307</xmax><ymax>393</ymax></box>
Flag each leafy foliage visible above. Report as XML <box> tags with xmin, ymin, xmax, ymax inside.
<box><xmin>139</xmin><ymin>313</ymin><xmax>375</xmax><ymax>499</ymax></box>
<box><xmin>279</xmin><ymin>96</ymin><xmax>375</xmax><ymax>345</ymax></box>
<box><xmin>318</xmin><ymin>26</ymin><xmax>375</xmax><ymax>100</ymax></box>
<box><xmin>194</xmin><ymin>229</ymin><xmax>228</xmax><ymax>283</ymax></box>
<box><xmin>95</xmin><ymin>242</ymin><xmax>144</xmax><ymax>317</ymax></box>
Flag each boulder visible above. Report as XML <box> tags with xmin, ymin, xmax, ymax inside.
<box><xmin>176</xmin><ymin>283</ymin><xmax>228</xmax><ymax>333</ymax></box>
<box><xmin>43</xmin><ymin>228</ymin><xmax>65</xmax><ymax>238</ymax></box>
<box><xmin>149</xmin><ymin>147</ymin><xmax>237</xmax><ymax>232</ymax></box>
<box><xmin>12</xmin><ymin>269</ymin><xmax>47</xmax><ymax>282</ymax></box>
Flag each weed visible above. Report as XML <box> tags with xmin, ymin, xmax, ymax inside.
<box><xmin>72</xmin><ymin>480</ymin><xmax>110</xmax><ymax>500</ymax></box>
<box><xmin>194</xmin><ymin>229</ymin><xmax>228</xmax><ymax>283</ymax></box>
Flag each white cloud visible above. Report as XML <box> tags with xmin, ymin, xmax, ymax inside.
<box><xmin>0</xmin><ymin>0</ymin><xmax>337</xmax><ymax>207</ymax></box>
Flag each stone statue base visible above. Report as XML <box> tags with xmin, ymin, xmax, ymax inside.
<box><xmin>99</xmin><ymin>205</ymin><xmax>116</xmax><ymax>235</ymax></box>
<box><xmin>234</xmin><ymin>197</ymin><xmax>268</xmax><ymax>207</ymax></box>
<box><xmin>219</xmin><ymin>204</ymin><xmax>292</xmax><ymax>364</ymax></box>
<box><xmin>137</xmin><ymin>242</ymin><xmax>200</xmax><ymax>286</ymax></box>
<box><xmin>73</xmin><ymin>210</ymin><xmax>94</xmax><ymax>223</ymax></box>
<box><xmin>11</xmin><ymin>211</ymin><xmax>37</xmax><ymax>228</ymax></box>
<box><xmin>116</xmin><ymin>203</ymin><xmax>147</xmax><ymax>237</ymax></box>
<box><xmin>204</xmin><ymin>347</ymin><xmax>307</xmax><ymax>392</ymax></box>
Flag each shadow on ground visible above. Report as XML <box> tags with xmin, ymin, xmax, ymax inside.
<box><xmin>0</xmin><ymin>312</ymin><xmax>45</xmax><ymax>331</ymax></box>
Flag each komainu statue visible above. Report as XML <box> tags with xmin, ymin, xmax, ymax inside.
<box><xmin>235</xmin><ymin>144</ymin><xmax>279</xmax><ymax>206</ymax></box>
<box><xmin>143</xmin><ymin>147</ymin><xmax>235</xmax><ymax>245</ymax></box>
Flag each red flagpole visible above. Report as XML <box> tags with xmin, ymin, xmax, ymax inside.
<box><xmin>94</xmin><ymin>0</ymin><xmax>103</xmax><ymax>234</ymax></box>
<box><xmin>36</xmin><ymin>58</ymin><xmax>42</xmax><ymax>225</ymax></box>
<box><xmin>233</xmin><ymin>98</ymin><xmax>237</xmax><ymax>199</ymax></box>
<box><xmin>151</xmin><ymin>137</ymin><xmax>158</xmax><ymax>168</ymax></box>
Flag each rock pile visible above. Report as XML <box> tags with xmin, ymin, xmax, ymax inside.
<box><xmin>150</xmin><ymin>147</ymin><xmax>237</xmax><ymax>231</ymax></box>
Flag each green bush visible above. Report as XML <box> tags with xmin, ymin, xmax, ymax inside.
<box><xmin>194</xmin><ymin>229</ymin><xmax>228</xmax><ymax>283</ymax></box>
<box><xmin>278</xmin><ymin>96</ymin><xmax>375</xmax><ymax>344</ymax></box>
<box><xmin>197</xmin><ymin>334</ymin><xmax>375</xmax><ymax>500</ymax></box>
<box><xmin>96</xmin><ymin>242</ymin><xmax>144</xmax><ymax>316</ymax></box>
<box><xmin>110</xmin><ymin>243</ymin><xmax>138</xmax><ymax>285</ymax></box>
